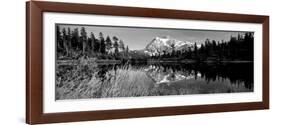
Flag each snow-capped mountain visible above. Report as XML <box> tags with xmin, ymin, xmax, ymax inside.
<box><xmin>144</xmin><ymin>36</ymin><xmax>198</xmax><ymax>56</ymax></box>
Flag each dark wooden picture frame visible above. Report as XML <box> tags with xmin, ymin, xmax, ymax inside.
<box><xmin>26</xmin><ymin>1</ymin><xmax>269</xmax><ymax>124</ymax></box>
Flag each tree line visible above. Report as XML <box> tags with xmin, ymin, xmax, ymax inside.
<box><xmin>56</xmin><ymin>26</ymin><xmax>130</xmax><ymax>60</ymax></box>
<box><xmin>153</xmin><ymin>32</ymin><xmax>254</xmax><ymax>61</ymax></box>
<box><xmin>57</xmin><ymin>26</ymin><xmax>254</xmax><ymax>62</ymax></box>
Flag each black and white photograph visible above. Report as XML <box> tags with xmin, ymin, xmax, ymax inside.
<box><xmin>55</xmin><ymin>24</ymin><xmax>254</xmax><ymax>100</ymax></box>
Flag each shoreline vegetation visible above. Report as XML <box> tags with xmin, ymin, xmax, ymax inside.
<box><xmin>57</xmin><ymin>58</ymin><xmax>253</xmax><ymax>66</ymax></box>
<box><xmin>56</xmin><ymin>59</ymin><xmax>253</xmax><ymax>100</ymax></box>
<box><xmin>56</xmin><ymin>63</ymin><xmax>155</xmax><ymax>99</ymax></box>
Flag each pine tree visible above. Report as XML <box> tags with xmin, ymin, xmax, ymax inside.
<box><xmin>194</xmin><ymin>42</ymin><xmax>198</xmax><ymax>59</ymax></box>
<box><xmin>62</xmin><ymin>28</ymin><xmax>69</xmax><ymax>56</ymax></box>
<box><xmin>113</xmin><ymin>36</ymin><xmax>119</xmax><ymax>55</ymax></box>
<box><xmin>71</xmin><ymin>28</ymin><xmax>79</xmax><ymax>51</ymax></box>
<box><xmin>105</xmin><ymin>36</ymin><xmax>112</xmax><ymax>54</ymax></box>
<box><xmin>119</xmin><ymin>39</ymin><xmax>125</xmax><ymax>51</ymax></box>
<box><xmin>90</xmin><ymin>32</ymin><xmax>100</xmax><ymax>53</ymax></box>
<box><xmin>80</xmin><ymin>27</ymin><xmax>87</xmax><ymax>55</ymax></box>
<box><xmin>90</xmin><ymin>32</ymin><xmax>96</xmax><ymax>53</ymax></box>
<box><xmin>171</xmin><ymin>43</ymin><xmax>175</xmax><ymax>57</ymax></box>
<box><xmin>125</xmin><ymin>45</ymin><xmax>129</xmax><ymax>58</ymax></box>
<box><xmin>125</xmin><ymin>45</ymin><xmax>129</xmax><ymax>53</ymax></box>
<box><xmin>67</xmin><ymin>27</ymin><xmax>72</xmax><ymax>56</ymax></box>
<box><xmin>99</xmin><ymin>32</ymin><xmax>106</xmax><ymax>54</ymax></box>
<box><xmin>187</xmin><ymin>47</ymin><xmax>192</xmax><ymax>58</ymax></box>
<box><xmin>204</xmin><ymin>39</ymin><xmax>211</xmax><ymax>57</ymax></box>
<box><xmin>56</xmin><ymin>25</ymin><xmax>63</xmax><ymax>55</ymax></box>
<box><xmin>67</xmin><ymin>28</ymin><xmax>72</xmax><ymax>47</ymax></box>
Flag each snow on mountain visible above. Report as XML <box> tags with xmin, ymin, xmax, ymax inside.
<box><xmin>145</xmin><ymin>36</ymin><xmax>198</xmax><ymax>56</ymax></box>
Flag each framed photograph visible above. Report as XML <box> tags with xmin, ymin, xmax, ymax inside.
<box><xmin>26</xmin><ymin>1</ymin><xmax>269</xmax><ymax>124</ymax></box>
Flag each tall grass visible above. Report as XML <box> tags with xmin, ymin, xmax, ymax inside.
<box><xmin>56</xmin><ymin>60</ymin><xmax>154</xmax><ymax>100</ymax></box>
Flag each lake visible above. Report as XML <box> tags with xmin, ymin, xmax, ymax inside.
<box><xmin>55</xmin><ymin>62</ymin><xmax>254</xmax><ymax>100</ymax></box>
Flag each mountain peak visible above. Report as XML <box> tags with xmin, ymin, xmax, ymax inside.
<box><xmin>145</xmin><ymin>36</ymin><xmax>196</xmax><ymax>56</ymax></box>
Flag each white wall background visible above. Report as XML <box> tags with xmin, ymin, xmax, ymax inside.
<box><xmin>0</xmin><ymin>0</ymin><xmax>279</xmax><ymax>124</ymax></box>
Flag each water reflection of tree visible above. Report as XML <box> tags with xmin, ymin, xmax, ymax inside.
<box><xmin>69</xmin><ymin>62</ymin><xmax>253</xmax><ymax>91</ymax></box>
<box><xmin>201</xmin><ymin>63</ymin><xmax>253</xmax><ymax>89</ymax></box>
<box><xmin>130</xmin><ymin>63</ymin><xmax>253</xmax><ymax>90</ymax></box>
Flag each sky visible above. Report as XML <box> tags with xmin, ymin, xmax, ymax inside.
<box><xmin>58</xmin><ymin>24</ymin><xmax>252</xmax><ymax>50</ymax></box>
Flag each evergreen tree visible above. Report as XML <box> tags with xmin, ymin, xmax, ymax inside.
<box><xmin>125</xmin><ymin>45</ymin><xmax>129</xmax><ymax>57</ymax></box>
<box><xmin>113</xmin><ymin>36</ymin><xmax>119</xmax><ymax>55</ymax></box>
<box><xmin>90</xmin><ymin>32</ymin><xmax>100</xmax><ymax>53</ymax></box>
<box><xmin>125</xmin><ymin>45</ymin><xmax>129</xmax><ymax>53</ymax></box>
<box><xmin>194</xmin><ymin>42</ymin><xmax>198</xmax><ymax>59</ymax></box>
<box><xmin>71</xmin><ymin>28</ymin><xmax>79</xmax><ymax>51</ymax></box>
<box><xmin>171</xmin><ymin>43</ymin><xmax>175</xmax><ymax>57</ymax></box>
<box><xmin>87</xmin><ymin>38</ymin><xmax>92</xmax><ymax>56</ymax></box>
<box><xmin>204</xmin><ymin>39</ymin><xmax>211</xmax><ymax>57</ymax></box>
<box><xmin>105</xmin><ymin>36</ymin><xmax>112</xmax><ymax>54</ymax></box>
<box><xmin>186</xmin><ymin>47</ymin><xmax>192</xmax><ymax>58</ymax></box>
<box><xmin>90</xmin><ymin>32</ymin><xmax>96</xmax><ymax>53</ymax></box>
<box><xmin>119</xmin><ymin>39</ymin><xmax>125</xmax><ymax>51</ymax></box>
<box><xmin>56</xmin><ymin>26</ymin><xmax>63</xmax><ymax>55</ymax></box>
<box><xmin>80</xmin><ymin>27</ymin><xmax>87</xmax><ymax>55</ymax></box>
<box><xmin>99</xmin><ymin>32</ymin><xmax>106</xmax><ymax>54</ymax></box>
<box><xmin>67</xmin><ymin>27</ymin><xmax>72</xmax><ymax>48</ymax></box>
<box><xmin>62</xmin><ymin>28</ymin><xmax>70</xmax><ymax>56</ymax></box>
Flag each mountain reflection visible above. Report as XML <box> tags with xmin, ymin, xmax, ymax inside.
<box><xmin>144</xmin><ymin>65</ymin><xmax>202</xmax><ymax>84</ymax></box>
<box><xmin>130</xmin><ymin>62</ymin><xmax>253</xmax><ymax>91</ymax></box>
<box><xmin>56</xmin><ymin>62</ymin><xmax>253</xmax><ymax>100</ymax></box>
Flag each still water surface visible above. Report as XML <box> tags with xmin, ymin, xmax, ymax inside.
<box><xmin>56</xmin><ymin>62</ymin><xmax>254</xmax><ymax>99</ymax></box>
<box><xmin>96</xmin><ymin>62</ymin><xmax>253</xmax><ymax>94</ymax></box>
